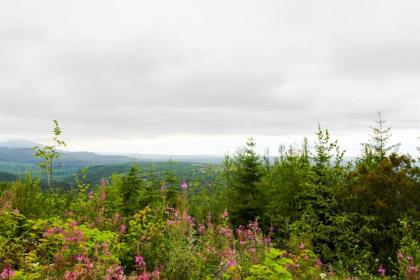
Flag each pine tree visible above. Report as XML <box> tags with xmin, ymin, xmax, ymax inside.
<box><xmin>120</xmin><ymin>165</ymin><xmax>151</xmax><ymax>215</ymax></box>
<box><xmin>224</xmin><ymin>138</ymin><xmax>264</xmax><ymax>226</ymax></box>
<box><xmin>365</xmin><ymin>112</ymin><xmax>400</xmax><ymax>161</ymax></box>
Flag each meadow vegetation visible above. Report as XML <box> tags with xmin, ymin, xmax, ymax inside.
<box><xmin>0</xmin><ymin>117</ymin><xmax>419</xmax><ymax>279</ymax></box>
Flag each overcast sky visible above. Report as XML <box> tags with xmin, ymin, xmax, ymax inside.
<box><xmin>0</xmin><ymin>0</ymin><xmax>419</xmax><ymax>155</ymax></box>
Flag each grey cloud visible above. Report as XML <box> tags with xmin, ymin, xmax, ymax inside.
<box><xmin>0</xmin><ymin>0</ymin><xmax>419</xmax><ymax>149</ymax></box>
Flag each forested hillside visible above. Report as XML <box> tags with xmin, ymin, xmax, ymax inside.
<box><xmin>0</xmin><ymin>119</ymin><xmax>419</xmax><ymax>279</ymax></box>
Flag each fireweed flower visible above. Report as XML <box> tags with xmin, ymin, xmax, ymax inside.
<box><xmin>227</xmin><ymin>260</ymin><xmax>237</xmax><ymax>267</ymax></box>
<box><xmin>378</xmin><ymin>264</ymin><xmax>385</xmax><ymax>276</ymax></box>
<box><xmin>135</xmin><ymin>255</ymin><xmax>146</xmax><ymax>269</ymax></box>
<box><xmin>69</xmin><ymin>220</ymin><xmax>78</xmax><ymax>228</ymax></box>
<box><xmin>181</xmin><ymin>179</ymin><xmax>188</xmax><ymax>191</ymax></box>
<box><xmin>315</xmin><ymin>258</ymin><xmax>322</xmax><ymax>268</ymax></box>
<box><xmin>139</xmin><ymin>271</ymin><xmax>149</xmax><ymax>280</ymax></box>
<box><xmin>64</xmin><ymin>271</ymin><xmax>79</xmax><ymax>280</ymax></box>
<box><xmin>64</xmin><ymin>229</ymin><xmax>84</xmax><ymax>244</ymax></box>
<box><xmin>405</xmin><ymin>264</ymin><xmax>419</xmax><ymax>276</ymax></box>
<box><xmin>198</xmin><ymin>224</ymin><xmax>205</xmax><ymax>234</ymax></box>
<box><xmin>264</xmin><ymin>236</ymin><xmax>271</xmax><ymax>244</ymax></box>
<box><xmin>222</xmin><ymin>210</ymin><xmax>229</xmax><ymax>219</ymax></box>
<box><xmin>105</xmin><ymin>264</ymin><xmax>126</xmax><ymax>280</ymax></box>
<box><xmin>249</xmin><ymin>247</ymin><xmax>256</xmax><ymax>254</ymax></box>
<box><xmin>119</xmin><ymin>224</ymin><xmax>127</xmax><ymax>234</ymax></box>
<box><xmin>185</xmin><ymin>215</ymin><xmax>194</xmax><ymax>225</ymax></box>
<box><xmin>222</xmin><ymin>248</ymin><xmax>237</xmax><ymax>267</ymax></box>
<box><xmin>0</xmin><ymin>266</ymin><xmax>14</xmax><ymax>279</ymax></box>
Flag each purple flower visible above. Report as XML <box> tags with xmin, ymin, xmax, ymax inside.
<box><xmin>315</xmin><ymin>258</ymin><xmax>322</xmax><ymax>268</ymax></box>
<box><xmin>222</xmin><ymin>210</ymin><xmax>229</xmax><ymax>219</ymax></box>
<box><xmin>135</xmin><ymin>255</ymin><xmax>146</xmax><ymax>269</ymax></box>
<box><xmin>160</xmin><ymin>184</ymin><xmax>168</xmax><ymax>191</ymax></box>
<box><xmin>13</xmin><ymin>209</ymin><xmax>19</xmax><ymax>214</ymax></box>
<box><xmin>0</xmin><ymin>266</ymin><xmax>15</xmax><ymax>279</ymax></box>
<box><xmin>198</xmin><ymin>224</ymin><xmax>205</xmax><ymax>234</ymax></box>
<box><xmin>69</xmin><ymin>220</ymin><xmax>78</xmax><ymax>228</ymax></box>
<box><xmin>378</xmin><ymin>264</ymin><xmax>386</xmax><ymax>276</ymax></box>
<box><xmin>227</xmin><ymin>260</ymin><xmax>237</xmax><ymax>267</ymax></box>
<box><xmin>119</xmin><ymin>224</ymin><xmax>127</xmax><ymax>234</ymax></box>
<box><xmin>181</xmin><ymin>179</ymin><xmax>188</xmax><ymax>191</ymax></box>
<box><xmin>406</xmin><ymin>264</ymin><xmax>419</xmax><ymax>276</ymax></box>
<box><xmin>105</xmin><ymin>264</ymin><xmax>126</xmax><ymax>280</ymax></box>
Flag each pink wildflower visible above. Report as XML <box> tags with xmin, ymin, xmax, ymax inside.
<box><xmin>299</xmin><ymin>242</ymin><xmax>305</xmax><ymax>250</ymax></box>
<box><xmin>198</xmin><ymin>224</ymin><xmax>205</xmax><ymax>234</ymax></box>
<box><xmin>405</xmin><ymin>264</ymin><xmax>419</xmax><ymax>276</ymax></box>
<box><xmin>13</xmin><ymin>209</ymin><xmax>19</xmax><ymax>214</ymax></box>
<box><xmin>227</xmin><ymin>260</ymin><xmax>237</xmax><ymax>267</ymax></box>
<box><xmin>185</xmin><ymin>215</ymin><xmax>194</xmax><ymax>225</ymax></box>
<box><xmin>64</xmin><ymin>271</ymin><xmax>78</xmax><ymax>280</ymax></box>
<box><xmin>181</xmin><ymin>179</ymin><xmax>188</xmax><ymax>191</ymax></box>
<box><xmin>222</xmin><ymin>248</ymin><xmax>237</xmax><ymax>267</ymax></box>
<box><xmin>378</xmin><ymin>264</ymin><xmax>385</xmax><ymax>276</ymax></box>
<box><xmin>119</xmin><ymin>224</ymin><xmax>127</xmax><ymax>234</ymax></box>
<box><xmin>69</xmin><ymin>220</ymin><xmax>78</xmax><ymax>228</ymax></box>
<box><xmin>315</xmin><ymin>258</ymin><xmax>322</xmax><ymax>268</ymax></box>
<box><xmin>249</xmin><ymin>247</ymin><xmax>256</xmax><ymax>254</ymax></box>
<box><xmin>150</xmin><ymin>268</ymin><xmax>161</xmax><ymax>279</ymax></box>
<box><xmin>222</xmin><ymin>210</ymin><xmax>229</xmax><ymax>219</ymax></box>
<box><xmin>0</xmin><ymin>266</ymin><xmax>14</xmax><ymax>279</ymax></box>
<box><xmin>105</xmin><ymin>264</ymin><xmax>126</xmax><ymax>280</ymax></box>
<box><xmin>139</xmin><ymin>271</ymin><xmax>149</xmax><ymax>280</ymax></box>
<box><xmin>64</xmin><ymin>229</ymin><xmax>84</xmax><ymax>244</ymax></box>
<box><xmin>135</xmin><ymin>255</ymin><xmax>146</xmax><ymax>269</ymax></box>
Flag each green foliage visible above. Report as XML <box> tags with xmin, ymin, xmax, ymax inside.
<box><xmin>246</xmin><ymin>248</ymin><xmax>293</xmax><ymax>280</ymax></box>
<box><xmin>1</xmin><ymin>118</ymin><xmax>419</xmax><ymax>279</ymax></box>
<box><xmin>33</xmin><ymin>120</ymin><xmax>66</xmax><ymax>191</ymax></box>
<box><xmin>225</xmin><ymin>138</ymin><xmax>265</xmax><ymax>227</ymax></box>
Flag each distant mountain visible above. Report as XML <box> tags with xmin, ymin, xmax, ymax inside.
<box><xmin>131</xmin><ymin>154</ymin><xmax>224</xmax><ymax>164</ymax></box>
<box><xmin>0</xmin><ymin>147</ymin><xmax>136</xmax><ymax>166</ymax></box>
<box><xmin>0</xmin><ymin>139</ymin><xmax>41</xmax><ymax>149</ymax></box>
<box><xmin>0</xmin><ymin>171</ymin><xmax>18</xmax><ymax>182</ymax></box>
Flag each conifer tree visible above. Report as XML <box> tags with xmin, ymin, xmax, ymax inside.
<box><xmin>365</xmin><ymin>112</ymin><xmax>400</xmax><ymax>161</ymax></box>
<box><xmin>225</xmin><ymin>138</ymin><xmax>264</xmax><ymax>226</ymax></box>
<box><xmin>120</xmin><ymin>165</ymin><xmax>149</xmax><ymax>215</ymax></box>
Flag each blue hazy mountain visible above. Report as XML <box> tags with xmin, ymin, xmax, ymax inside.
<box><xmin>0</xmin><ymin>139</ymin><xmax>41</xmax><ymax>149</ymax></box>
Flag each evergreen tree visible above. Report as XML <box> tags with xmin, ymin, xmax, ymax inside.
<box><xmin>120</xmin><ymin>165</ymin><xmax>153</xmax><ymax>215</ymax></box>
<box><xmin>225</xmin><ymin>138</ymin><xmax>265</xmax><ymax>226</ymax></box>
<box><xmin>365</xmin><ymin>112</ymin><xmax>400</xmax><ymax>161</ymax></box>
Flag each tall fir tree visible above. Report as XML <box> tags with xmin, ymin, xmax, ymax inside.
<box><xmin>224</xmin><ymin>138</ymin><xmax>265</xmax><ymax>226</ymax></box>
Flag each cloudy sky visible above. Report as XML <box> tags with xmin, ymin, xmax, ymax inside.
<box><xmin>0</xmin><ymin>0</ymin><xmax>419</xmax><ymax>155</ymax></box>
